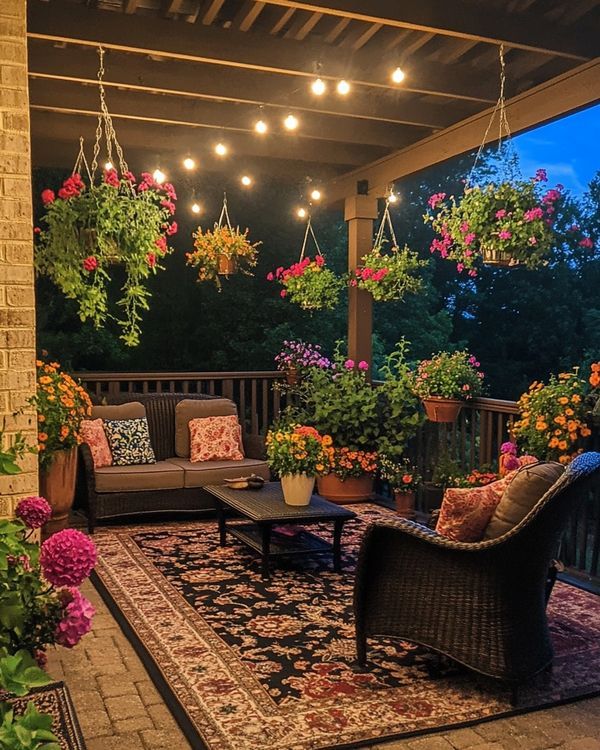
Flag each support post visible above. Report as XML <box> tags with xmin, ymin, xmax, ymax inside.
<box><xmin>345</xmin><ymin>194</ymin><xmax>379</xmax><ymax>369</ymax></box>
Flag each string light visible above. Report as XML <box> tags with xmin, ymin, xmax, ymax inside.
<box><xmin>241</xmin><ymin>175</ymin><xmax>253</xmax><ymax>187</ymax></box>
<box><xmin>296</xmin><ymin>207</ymin><xmax>307</xmax><ymax>219</ymax></box>
<box><xmin>191</xmin><ymin>202</ymin><xmax>201</xmax><ymax>214</ymax></box>
<box><xmin>337</xmin><ymin>80</ymin><xmax>350</xmax><ymax>95</ymax></box>
<box><xmin>310</xmin><ymin>189</ymin><xmax>322</xmax><ymax>201</ymax></box>
<box><xmin>284</xmin><ymin>114</ymin><xmax>299</xmax><ymax>131</ymax></box>
<box><xmin>104</xmin><ymin>161</ymin><xmax>114</xmax><ymax>171</ymax></box>
<box><xmin>152</xmin><ymin>168</ymin><xmax>166</xmax><ymax>184</ymax></box>
<box><xmin>311</xmin><ymin>78</ymin><xmax>326</xmax><ymax>96</ymax></box>
<box><xmin>183</xmin><ymin>157</ymin><xmax>196</xmax><ymax>170</ymax></box>
<box><xmin>391</xmin><ymin>67</ymin><xmax>405</xmax><ymax>84</ymax></box>
<box><xmin>255</xmin><ymin>119</ymin><xmax>268</xmax><ymax>134</ymax></box>
<box><xmin>215</xmin><ymin>142</ymin><xmax>228</xmax><ymax>156</ymax></box>
<box><xmin>388</xmin><ymin>192</ymin><xmax>398</xmax><ymax>203</ymax></box>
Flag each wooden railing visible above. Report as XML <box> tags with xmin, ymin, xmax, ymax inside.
<box><xmin>74</xmin><ymin>370</ymin><xmax>599</xmax><ymax>587</ymax></box>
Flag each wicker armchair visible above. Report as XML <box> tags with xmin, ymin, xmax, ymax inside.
<box><xmin>354</xmin><ymin>452</ymin><xmax>600</xmax><ymax>685</ymax></box>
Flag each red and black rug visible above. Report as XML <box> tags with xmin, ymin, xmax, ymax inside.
<box><xmin>91</xmin><ymin>505</ymin><xmax>600</xmax><ymax>750</ymax></box>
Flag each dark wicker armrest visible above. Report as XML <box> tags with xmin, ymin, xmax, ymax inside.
<box><xmin>364</xmin><ymin>517</ymin><xmax>510</xmax><ymax>552</ymax></box>
<box><xmin>78</xmin><ymin>443</ymin><xmax>96</xmax><ymax>493</ymax></box>
<box><xmin>242</xmin><ymin>433</ymin><xmax>267</xmax><ymax>460</ymax></box>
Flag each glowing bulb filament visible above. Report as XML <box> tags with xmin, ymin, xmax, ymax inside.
<box><xmin>337</xmin><ymin>79</ymin><xmax>350</xmax><ymax>95</ymax></box>
<box><xmin>284</xmin><ymin>114</ymin><xmax>299</xmax><ymax>131</ymax></box>
<box><xmin>215</xmin><ymin>143</ymin><xmax>228</xmax><ymax>156</ymax></box>
<box><xmin>152</xmin><ymin>168</ymin><xmax>166</xmax><ymax>184</ymax></box>
<box><xmin>311</xmin><ymin>78</ymin><xmax>326</xmax><ymax>96</ymax></box>
<box><xmin>255</xmin><ymin>119</ymin><xmax>268</xmax><ymax>134</ymax></box>
<box><xmin>392</xmin><ymin>67</ymin><xmax>405</xmax><ymax>84</ymax></box>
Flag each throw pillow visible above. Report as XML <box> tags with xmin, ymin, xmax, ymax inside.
<box><xmin>79</xmin><ymin>418</ymin><xmax>112</xmax><ymax>468</ymax></box>
<box><xmin>484</xmin><ymin>461</ymin><xmax>565</xmax><ymax>539</ymax></box>
<box><xmin>189</xmin><ymin>415</ymin><xmax>244</xmax><ymax>463</ymax></box>
<box><xmin>174</xmin><ymin>398</ymin><xmax>238</xmax><ymax>457</ymax></box>
<box><xmin>102</xmin><ymin>418</ymin><xmax>156</xmax><ymax>466</ymax></box>
<box><xmin>436</xmin><ymin>473</ymin><xmax>516</xmax><ymax>542</ymax></box>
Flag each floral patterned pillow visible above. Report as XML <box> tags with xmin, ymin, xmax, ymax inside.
<box><xmin>80</xmin><ymin>418</ymin><xmax>112</xmax><ymax>468</ymax></box>
<box><xmin>189</xmin><ymin>415</ymin><xmax>244</xmax><ymax>463</ymax></box>
<box><xmin>102</xmin><ymin>418</ymin><xmax>156</xmax><ymax>466</ymax></box>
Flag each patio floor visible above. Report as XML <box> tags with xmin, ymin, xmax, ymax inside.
<box><xmin>45</xmin><ymin>580</ymin><xmax>600</xmax><ymax>750</ymax></box>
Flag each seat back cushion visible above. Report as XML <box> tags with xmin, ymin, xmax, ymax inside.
<box><xmin>80</xmin><ymin>418</ymin><xmax>112</xmax><ymax>468</ymax></box>
<box><xmin>189</xmin><ymin>415</ymin><xmax>244</xmax><ymax>462</ymax></box>
<box><xmin>103</xmin><ymin>417</ymin><xmax>157</xmax><ymax>466</ymax></box>
<box><xmin>484</xmin><ymin>461</ymin><xmax>565</xmax><ymax>539</ymax></box>
<box><xmin>175</xmin><ymin>398</ymin><xmax>238</xmax><ymax>457</ymax></box>
<box><xmin>92</xmin><ymin>402</ymin><xmax>146</xmax><ymax>421</ymax></box>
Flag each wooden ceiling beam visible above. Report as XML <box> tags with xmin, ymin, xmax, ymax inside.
<box><xmin>233</xmin><ymin>1</ymin><xmax>266</xmax><ymax>32</ymax></box>
<box><xmin>201</xmin><ymin>0</ymin><xmax>225</xmax><ymax>25</ymax></box>
<box><xmin>256</xmin><ymin>0</ymin><xmax>597</xmax><ymax>59</ymax></box>
<box><xmin>269</xmin><ymin>6</ymin><xmax>295</xmax><ymax>34</ymax></box>
<box><xmin>283</xmin><ymin>11</ymin><xmax>323</xmax><ymax>40</ymax></box>
<box><xmin>27</xmin><ymin>43</ymin><xmax>467</xmax><ymax>129</ymax></box>
<box><xmin>27</xmin><ymin>1</ymin><xmax>496</xmax><ymax>103</ymax></box>
<box><xmin>325</xmin><ymin>58</ymin><xmax>600</xmax><ymax>203</ymax></box>
<box><xmin>123</xmin><ymin>0</ymin><xmax>139</xmax><ymax>14</ymax></box>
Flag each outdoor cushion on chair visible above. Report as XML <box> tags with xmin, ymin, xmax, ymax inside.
<box><xmin>80</xmin><ymin>418</ymin><xmax>112</xmax><ymax>468</ymax></box>
<box><xmin>166</xmin><ymin>458</ymin><xmax>270</xmax><ymax>488</ymax></box>
<box><xmin>103</xmin><ymin>417</ymin><xmax>157</xmax><ymax>466</ymax></box>
<box><xmin>189</xmin><ymin>415</ymin><xmax>244</xmax><ymax>462</ymax></box>
<box><xmin>91</xmin><ymin>401</ymin><xmax>146</xmax><ymax>421</ymax></box>
<box><xmin>94</xmin><ymin>461</ymin><xmax>184</xmax><ymax>492</ymax></box>
<box><xmin>174</xmin><ymin>398</ymin><xmax>238</xmax><ymax>457</ymax></box>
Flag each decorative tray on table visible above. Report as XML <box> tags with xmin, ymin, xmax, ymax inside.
<box><xmin>223</xmin><ymin>475</ymin><xmax>265</xmax><ymax>490</ymax></box>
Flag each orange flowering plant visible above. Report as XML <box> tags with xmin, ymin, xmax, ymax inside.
<box><xmin>587</xmin><ymin>362</ymin><xmax>600</xmax><ymax>426</ymax></box>
<box><xmin>512</xmin><ymin>369</ymin><xmax>592</xmax><ymax>465</ymax></box>
<box><xmin>379</xmin><ymin>454</ymin><xmax>420</xmax><ymax>492</ymax></box>
<box><xmin>266</xmin><ymin>425</ymin><xmax>331</xmax><ymax>477</ymax></box>
<box><xmin>29</xmin><ymin>357</ymin><xmax>92</xmax><ymax>469</ymax></box>
<box><xmin>186</xmin><ymin>225</ymin><xmax>260</xmax><ymax>288</ymax></box>
<box><xmin>325</xmin><ymin>447</ymin><xmax>378</xmax><ymax>481</ymax></box>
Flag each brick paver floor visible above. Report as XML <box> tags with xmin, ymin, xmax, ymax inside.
<box><xmin>46</xmin><ymin>579</ymin><xmax>600</xmax><ymax>750</ymax></box>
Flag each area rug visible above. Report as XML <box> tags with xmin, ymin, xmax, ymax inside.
<box><xmin>91</xmin><ymin>505</ymin><xmax>600</xmax><ymax>750</ymax></box>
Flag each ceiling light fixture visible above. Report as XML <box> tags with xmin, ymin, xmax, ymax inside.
<box><xmin>391</xmin><ymin>67</ymin><xmax>405</xmax><ymax>84</ymax></box>
<box><xmin>215</xmin><ymin>142</ymin><xmax>228</xmax><ymax>156</ymax></box>
<box><xmin>152</xmin><ymin>168</ymin><xmax>166</xmax><ymax>184</ymax></box>
<box><xmin>255</xmin><ymin>119</ymin><xmax>268</xmax><ymax>134</ymax></box>
<box><xmin>337</xmin><ymin>79</ymin><xmax>350</xmax><ymax>95</ymax></box>
<box><xmin>311</xmin><ymin>78</ymin><xmax>326</xmax><ymax>96</ymax></box>
<box><xmin>284</xmin><ymin>114</ymin><xmax>299</xmax><ymax>131</ymax></box>
<box><xmin>183</xmin><ymin>157</ymin><xmax>196</xmax><ymax>170</ymax></box>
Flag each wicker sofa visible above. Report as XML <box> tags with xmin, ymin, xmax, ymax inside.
<box><xmin>77</xmin><ymin>392</ymin><xmax>270</xmax><ymax>532</ymax></box>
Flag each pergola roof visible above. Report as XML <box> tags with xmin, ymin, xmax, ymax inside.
<box><xmin>28</xmin><ymin>0</ymin><xmax>600</xmax><ymax>189</ymax></box>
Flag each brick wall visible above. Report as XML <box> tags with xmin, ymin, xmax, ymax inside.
<box><xmin>0</xmin><ymin>0</ymin><xmax>39</xmax><ymax>517</ymax></box>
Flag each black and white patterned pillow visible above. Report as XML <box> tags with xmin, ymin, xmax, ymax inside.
<box><xmin>102</xmin><ymin>418</ymin><xmax>156</xmax><ymax>466</ymax></box>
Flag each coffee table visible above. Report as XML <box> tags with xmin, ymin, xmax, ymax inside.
<box><xmin>205</xmin><ymin>482</ymin><xmax>357</xmax><ymax>579</ymax></box>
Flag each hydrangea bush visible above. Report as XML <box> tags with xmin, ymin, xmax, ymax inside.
<box><xmin>412</xmin><ymin>351</ymin><xmax>485</xmax><ymax>401</ymax></box>
<box><xmin>267</xmin><ymin>256</ymin><xmax>343</xmax><ymax>310</ymax></box>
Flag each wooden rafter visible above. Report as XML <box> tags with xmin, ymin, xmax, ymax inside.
<box><xmin>269</xmin><ymin>6</ymin><xmax>295</xmax><ymax>33</ymax></box>
<box><xmin>202</xmin><ymin>0</ymin><xmax>225</xmax><ymax>25</ymax></box>
<box><xmin>233</xmin><ymin>1</ymin><xmax>266</xmax><ymax>32</ymax></box>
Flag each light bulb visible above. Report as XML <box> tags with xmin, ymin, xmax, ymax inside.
<box><xmin>311</xmin><ymin>78</ymin><xmax>326</xmax><ymax>96</ymax></box>
<box><xmin>284</xmin><ymin>114</ymin><xmax>299</xmax><ymax>131</ymax></box>
<box><xmin>191</xmin><ymin>202</ymin><xmax>201</xmax><ymax>214</ymax></box>
<box><xmin>104</xmin><ymin>161</ymin><xmax>114</xmax><ymax>171</ymax></box>
<box><xmin>391</xmin><ymin>67</ymin><xmax>405</xmax><ymax>84</ymax></box>
<box><xmin>215</xmin><ymin>142</ymin><xmax>228</xmax><ymax>156</ymax></box>
<box><xmin>337</xmin><ymin>79</ymin><xmax>350</xmax><ymax>95</ymax></box>
<box><xmin>241</xmin><ymin>175</ymin><xmax>252</xmax><ymax>187</ymax></box>
<box><xmin>152</xmin><ymin>168</ymin><xmax>166</xmax><ymax>184</ymax></box>
<box><xmin>310</xmin><ymin>189</ymin><xmax>321</xmax><ymax>201</ymax></box>
<box><xmin>183</xmin><ymin>157</ymin><xmax>196</xmax><ymax>170</ymax></box>
<box><xmin>255</xmin><ymin>119</ymin><xmax>268</xmax><ymax>134</ymax></box>
<box><xmin>297</xmin><ymin>207</ymin><xmax>307</xmax><ymax>219</ymax></box>
<box><xmin>388</xmin><ymin>192</ymin><xmax>398</xmax><ymax>203</ymax></box>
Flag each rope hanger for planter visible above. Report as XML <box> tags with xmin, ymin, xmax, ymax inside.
<box><xmin>373</xmin><ymin>199</ymin><xmax>399</xmax><ymax>251</ymax></box>
<box><xmin>217</xmin><ymin>192</ymin><xmax>234</xmax><ymax>230</ymax></box>
<box><xmin>298</xmin><ymin>215</ymin><xmax>324</xmax><ymax>261</ymax></box>
<box><xmin>91</xmin><ymin>46</ymin><xmax>129</xmax><ymax>180</ymax></box>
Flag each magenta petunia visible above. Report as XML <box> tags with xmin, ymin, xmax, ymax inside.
<box><xmin>358</xmin><ymin>361</ymin><xmax>369</xmax><ymax>371</ymax></box>
<box><xmin>15</xmin><ymin>496</ymin><xmax>52</xmax><ymax>529</ymax></box>
<box><xmin>55</xmin><ymin>588</ymin><xmax>95</xmax><ymax>648</ymax></box>
<box><xmin>40</xmin><ymin>529</ymin><xmax>97</xmax><ymax>587</ymax></box>
<box><xmin>344</xmin><ymin>359</ymin><xmax>355</xmax><ymax>370</ymax></box>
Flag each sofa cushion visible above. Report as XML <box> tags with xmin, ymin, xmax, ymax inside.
<box><xmin>92</xmin><ymin>402</ymin><xmax>146</xmax><ymax>421</ymax></box>
<box><xmin>103</xmin><ymin>417</ymin><xmax>157</xmax><ymax>466</ymax></box>
<box><xmin>95</xmin><ymin>461</ymin><xmax>184</xmax><ymax>493</ymax></box>
<box><xmin>175</xmin><ymin>398</ymin><xmax>238</xmax><ymax>457</ymax></box>
<box><xmin>166</xmin><ymin>458</ymin><xmax>270</xmax><ymax>488</ymax></box>
<box><xmin>80</xmin><ymin>418</ymin><xmax>112</xmax><ymax>468</ymax></box>
<box><xmin>484</xmin><ymin>461</ymin><xmax>565</xmax><ymax>540</ymax></box>
<box><xmin>189</xmin><ymin>415</ymin><xmax>244</xmax><ymax>463</ymax></box>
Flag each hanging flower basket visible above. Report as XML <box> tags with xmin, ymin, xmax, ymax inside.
<box><xmin>421</xmin><ymin>397</ymin><xmax>464</xmax><ymax>423</ymax></box>
<box><xmin>481</xmin><ymin>247</ymin><xmax>517</xmax><ymax>267</ymax></box>
<box><xmin>351</xmin><ymin>245</ymin><xmax>426</xmax><ymax>301</ymax></box>
<box><xmin>217</xmin><ymin>255</ymin><xmax>237</xmax><ymax>276</ymax></box>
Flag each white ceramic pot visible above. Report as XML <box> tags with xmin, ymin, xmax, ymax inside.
<box><xmin>280</xmin><ymin>473</ymin><xmax>315</xmax><ymax>506</ymax></box>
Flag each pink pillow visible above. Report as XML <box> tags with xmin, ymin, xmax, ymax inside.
<box><xmin>80</xmin><ymin>419</ymin><xmax>112</xmax><ymax>468</ymax></box>
<box><xmin>189</xmin><ymin>415</ymin><xmax>244</xmax><ymax>463</ymax></box>
<box><xmin>436</xmin><ymin>472</ymin><xmax>517</xmax><ymax>542</ymax></box>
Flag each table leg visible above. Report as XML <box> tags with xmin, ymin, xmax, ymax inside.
<box><xmin>261</xmin><ymin>523</ymin><xmax>272</xmax><ymax>580</ymax></box>
<box><xmin>216</xmin><ymin>500</ymin><xmax>227</xmax><ymax>546</ymax></box>
<box><xmin>333</xmin><ymin>519</ymin><xmax>344</xmax><ymax>572</ymax></box>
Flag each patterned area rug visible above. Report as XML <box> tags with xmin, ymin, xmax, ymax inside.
<box><xmin>10</xmin><ymin>683</ymin><xmax>87</xmax><ymax>750</ymax></box>
<box><xmin>92</xmin><ymin>505</ymin><xmax>600</xmax><ymax>750</ymax></box>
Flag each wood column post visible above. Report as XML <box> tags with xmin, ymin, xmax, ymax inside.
<box><xmin>345</xmin><ymin>194</ymin><xmax>379</xmax><ymax>368</ymax></box>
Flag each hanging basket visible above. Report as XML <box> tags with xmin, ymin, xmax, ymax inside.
<box><xmin>422</xmin><ymin>397</ymin><xmax>463</xmax><ymax>423</ymax></box>
<box><xmin>217</xmin><ymin>255</ymin><xmax>237</xmax><ymax>275</ymax></box>
<box><xmin>482</xmin><ymin>248</ymin><xmax>519</xmax><ymax>267</ymax></box>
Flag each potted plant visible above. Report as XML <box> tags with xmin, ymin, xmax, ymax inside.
<box><xmin>35</xmin><ymin>169</ymin><xmax>178</xmax><ymax>347</ymax></box>
<box><xmin>585</xmin><ymin>362</ymin><xmax>600</xmax><ymax>431</ymax></box>
<box><xmin>318</xmin><ymin>447</ymin><xmax>378</xmax><ymax>503</ymax></box>
<box><xmin>379</xmin><ymin>455</ymin><xmax>421</xmax><ymax>517</ymax></box>
<box><xmin>412</xmin><ymin>350</ymin><xmax>484</xmax><ymax>422</ymax></box>
<box><xmin>28</xmin><ymin>357</ymin><xmax>92</xmax><ymax>537</ymax></box>
<box><xmin>266</xmin><ymin>425</ymin><xmax>330</xmax><ymax>505</ymax></box>
<box><xmin>424</xmin><ymin>169</ymin><xmax>562</xmax><ymax>274</ymax></box>
<box><xmin>187</xmin><ymin>224</ymin><xmax>260</xmax><ymax>289</ymax></box>
<box><xmin>274</xmin><ymin>340</ymin><xmax>331</xmax><ymax>386</ymax></box>
<box><xmin>267</xmin><ymin>256</ymin><xmax>344</xmax><ymax>310</ymax></box>
<box><xmin>349</xmin><ymin>245</ymin><xmax>427</xmax><ymax>302</ymax></box>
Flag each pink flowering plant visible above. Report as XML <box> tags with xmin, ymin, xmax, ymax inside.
<box><xmin>35</xmin><ymin>169</ymin><xmax>178</xmax><ymax>346</ymax></box>
<box><xmin>412</xmin><ymin>351</ymin><xmax>485</xmax><ymax>401</ymax></box>
<box><xmin>267</xmin><ymin>255</ymin><xmax>344</xmax><ymax>310</ymax></box>
<box><xmin>350</xmin><ymin>245</ymin><xmax>427</xmax><ymax>302</ymax></box>
<box><xmin>424</xmin><ymin>170</ymin><xmax>561</xmax><ymax>275</ymax></box>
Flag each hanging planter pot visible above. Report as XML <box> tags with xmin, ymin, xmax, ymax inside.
<box><xmin>481</xmin><ymin>247</ymin><xmax>518</xmax><ymax>267</ymax></box>
<box><xmin>187</xmin><ymin>194</ymin><xmax>260</xmax><ymax>290</ymax></box>
<box><xmin>421</xmin><ymin>397</ymin><xmax>463</xmax><ymax>423</ymax></box>
<box><xmin>412</xmin><ymin>351</ymin><xmax>485</xmax><ymax>422</ymax></box>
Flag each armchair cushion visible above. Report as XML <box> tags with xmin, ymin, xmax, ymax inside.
<box><xmin>484</xmin><ymin>461</ymin><xmax>565</xmax><ymax>539</ymax></box>
<box><xmin>175</xmin><ymin>398</ymin><xmax>238</xmax><ymax>457</ymax></box>
<box><xmin>95</xmin><ymin>461</ymin><xmax>184</xmax><ymax>492</ymax></box>
<box><xmin>166</xmin><ymin>457</ymin><xmax>270</xmax><ymax>488</ymax></box>
<box><xmin>91</xmin><ymin>401</ymin><xmax>146</xmax><ymax>420</ymax></box>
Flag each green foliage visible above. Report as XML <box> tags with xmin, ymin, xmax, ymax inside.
<box><xmin>271</xmin><ymin>257</ymin><xmax>344</xmax><ymax>310</ymax></box>
<box><xmin>0</xmin><ymin>652</ymin><xmax>51</xmax><ymax>699</ymax></box>
<box><xmin>0</xmin><ymin>426</ymin><xmax>30</xmax><ymax>477</ymax></box>
<box><xmin>0</xmin><ymin>701</ymin><xmax>59</xmax><ymax>750</ymax></box>
<box><xmin>352</xmin><ymin>245</ymin><xmax>427</xmax><ymax>302</ymax></box>
<box><xmin>186</xmin><ymin>225</ymin><xmax>260</xmax><ymax>288</ymax></box>
<box><xmin>412</xmin><ymin>350</ymin><xmax>484</xmax><ymax>400</ymax></box>
<box><xmin>379</xmin><ymin>455</ymin><xmax>421</xmax><ymax>491</ymax></box>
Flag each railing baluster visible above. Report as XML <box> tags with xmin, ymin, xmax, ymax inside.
<box><xmin>251</xmin><ymin>379</ymin><xmax>258</xmax><ymax>435</ymax></box>
<box><xmin>262</xmin><ymin>379</ymin><xmax>269</xmax><ymax>434</ymax></box>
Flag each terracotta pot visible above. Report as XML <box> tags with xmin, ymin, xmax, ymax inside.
<box><xmin>422</xmin><ymin>397</ymin><xmax>463</xmax><ymax>423</ymax></box>
<box><xmin>217</xmin><ymin>256</ymin><xmax>236</xmax><ymax>275</ymax></box>
<box><xmin>285</xmin><ymin>366</ymin><xmax>300</xmax><ymax>386</ymax></box>
<box><xmin>281</xmin><ymin>473</ymin><xmax>315</xmax><ymax>506</ymax></box>
<box><xmin>317</xmin><ymin>473</ymin><xmax>374</xmax><ymax>504</ymax></box>
<box><xmin>393</xmin><ymin>490</ymin><xmax>415</xmax><ymax>518</ymax></box>
<box><xmin>482</xmin><ymin>248</ymin><xmax>518</xmax><ymax>267</ymax></box>
<box><xmin>39</xmin><ymin>447</ymin><xmax>78</xmax><ymax>539</ymax></box>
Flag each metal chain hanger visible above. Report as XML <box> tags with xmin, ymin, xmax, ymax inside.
<box><xmin>373</xmin><ymin>198</ymin><xmax>399</xmax><ymax>250</ymax></box>
<box><xmin>217</xmin><ymin>192</ymin><xmax>234</xmax><ymax>230</ymax></box>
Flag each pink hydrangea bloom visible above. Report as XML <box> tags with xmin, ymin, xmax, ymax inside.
<box><xmin>358</xmin><ymin>361</ymin><xmax>369</xmax><ymax>371</ymax></box>
<box><xmin>344</xmin><ymin>359</ymin><xmax>355</xmax><ymax>370</ymax></box>
<box><xmin>501</xmin><ymin>441</ymin><xmax>517</xmax><ymax>455</ymax></box>
<box><xmin>40</xmin><ymin>529</ymin><xmax>97</xmax><ymax>587</ymax></box>
<box><xmin>55</xmin><ymin>588</ymin><xmax>95</xmax><ymax>648</ymax></box>
<box><xmin>15</xmin><ymin>496</ymin><xmax>52</xmax><ymax>529</ymax></box>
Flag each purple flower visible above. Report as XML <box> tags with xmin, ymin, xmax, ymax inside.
<box><xmin>504</xmin><ymin>455</ymin><xmax>520</xmax><ymax>471</ymax></box>
<box><xmin>55</xmin><ymin>588</ymin><xmax>95</xmax><ymax>648</ymax></box>
<box><xmin>15</xmin><ymin>496</ymin><xmax>52</xmax><ymax>529</ymax></box>
<box><xmin>344</xmin><ymin>359</ymin><xmax>355</xmax><ymax>370</ymax></box>
<box><xmin>534</xmin><ymin>168</ymin><xmax>548</xmax><ymax>182</ymax></box>
<box><xmin>40</xmin><ymin>529</ymin><xmax>97</xmax><ymax>587</ymax></box>
<box><xmin>501</xmin><ymin>441</ymin><xmax>517</xmax><ymax>455</ymax></box>
<box><xmin>358</xmin><ymin>361</ymin><xmax>369</xmax><ymax>371</ymax></box>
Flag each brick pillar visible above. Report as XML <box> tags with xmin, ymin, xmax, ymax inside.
<box><xmin>0</xmin><ymin>0</ymin><xmax>39</xmax><ymax>517</ymax></box>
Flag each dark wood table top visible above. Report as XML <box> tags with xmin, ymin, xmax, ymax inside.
<box><xmin>204</xmin><ymin>482</ymin><xmax>357</xmax><ymax>523</ymax></box>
